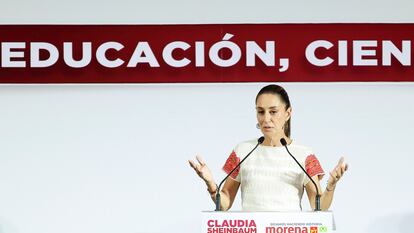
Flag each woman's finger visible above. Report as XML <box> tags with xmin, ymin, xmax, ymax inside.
<box><xmin>188</xmin><ymin>160</ymin><xmax>197</xmax><ymax>170</ymax></box>
<box><xmin>338</xmin><ymin>157</ymin><xmax>349</xmax><ymax>171</ymax></box>
<box><xmin>329</xmin><ymin>171</ymin><xmax>338</xmax><ymax>181</ymax></box>
<box><xmin>337</xmin><ymin>157</ymin><xmax>345</xmax><ymax>166</ymax></box>
<box><xmin>340</xmin><ymin>164</ymin><xmax>346</xmax><ymax>174</ymax></box>
<box><xmin>343</xmin><ymin>163</ymin><xmax>349</xmax><ymax>171</ymax></box>
<box><xmin>196</xmin><ymin>155</ymin><xmax>206</xmax><ymax>166</ymax></box>
<box><xmin>332</xmin><ymin>169</ymin><xmax>342</xmax><ymax>181</ymax></box>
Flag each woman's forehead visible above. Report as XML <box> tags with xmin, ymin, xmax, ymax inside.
<box><xmin>256</xmin><ymin>94</ymin><xmax>284</xmax><ymax>107</ymax></box>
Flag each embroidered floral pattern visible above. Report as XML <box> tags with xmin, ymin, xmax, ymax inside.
<box><xmin>222</xmin><ymin>150</ymin><xmax>240</xmax><ymax>179</ymax></box>
<box><xmin>305</xmin><ymin>154</ymin><xmax>325</xmax><ymax>178</ymax></box>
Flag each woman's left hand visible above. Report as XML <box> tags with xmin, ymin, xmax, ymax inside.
<box><xmin>327</xmin><ymin>157</ymin><xmax>348</xmax><ymax>190</ymax></box>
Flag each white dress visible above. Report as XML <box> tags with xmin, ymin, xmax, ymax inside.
<box><xmin>222</xmin><ymin>139</ymin><xmax>324</xmax><ymax>211</ymax></box>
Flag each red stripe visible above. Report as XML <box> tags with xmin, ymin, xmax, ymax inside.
<box><xmin>0</xmin><ymin>24</ymin><xmax>413</xmax><ymax>83</ymax></box>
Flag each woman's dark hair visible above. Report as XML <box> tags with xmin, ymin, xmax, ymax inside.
<box><xmin>255</xmin><ymin>84</ymin><xmax>292</xmax><ymax>137</ymax></box>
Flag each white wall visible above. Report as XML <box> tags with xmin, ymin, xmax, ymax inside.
<box><xmin>1</xmin><ymin>1</ymin><xmax>414</xmax><ymax>233</ymax></box>
<box><xmin>0</xmin><ymin>83</ymin><xmax>413</xmax><ymax>233</ymax></box>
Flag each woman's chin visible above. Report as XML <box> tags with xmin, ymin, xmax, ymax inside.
<box><xmin>261</xmin><ymin>132</ymin><xmax>274</xmax><ymax>138</ymax></box>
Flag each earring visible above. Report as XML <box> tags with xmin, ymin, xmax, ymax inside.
<box><xmin>256</xmin><ymin>123</ymin><xmax>260</xmax><ymax>129</ymax></box>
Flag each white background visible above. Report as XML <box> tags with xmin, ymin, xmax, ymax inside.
<box><xmin>0</xmin><ymin>0</ymin><xmax>413</xmax><ymax>24</ymax></box>
<box><xmin>1</xmin><ymin>1</ymin><xmax>414</xmax><ymax>233</ymax></box>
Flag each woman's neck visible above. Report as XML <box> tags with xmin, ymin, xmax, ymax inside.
<box><xmin>262</xmin><ymin>135</ymin><xmax>291</xmax><ymax>147</ymax></box>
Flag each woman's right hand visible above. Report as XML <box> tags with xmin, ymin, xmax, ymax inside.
<box><xmin>188</xmin><ymin>155</ymin><xmax>214</xmax><ymax>184</ymax></box>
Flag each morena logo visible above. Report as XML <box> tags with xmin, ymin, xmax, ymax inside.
<box><xmin>265</xmin><ymin>226</ymin><xmax>324</xmax><ymax>233</ymax></box>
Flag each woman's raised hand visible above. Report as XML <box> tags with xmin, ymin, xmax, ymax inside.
<box><xmin>327</xmin><ymin>157</ymin><xmax>348</xmax><ymax>189</ymax></box>
<box><xmin>188</xmin><ymin>155</ymin><xmax>214</xmax><ymax>184</ymax></box>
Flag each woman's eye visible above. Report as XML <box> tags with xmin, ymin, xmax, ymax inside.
<box><xmin>270</xmin><ymin>111</ymin><xmax>277</xmax><ymax>114</ymax></box>
<box><xmin>257</xmin><ymin>111</ymin><xmax>264</xmax><ymax>114</ymax></box>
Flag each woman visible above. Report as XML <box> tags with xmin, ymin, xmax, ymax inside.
<box><xmin>189</xmin><ymin>84</ymin><xmax>348</xmax><ymax>211</ymax></box>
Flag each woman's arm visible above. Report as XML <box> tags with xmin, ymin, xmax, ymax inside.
<box><xmin>189</xmin><ymin>155</ymin><xmax>240</xmax><ymax>211</ymax></box>
<box><xmin>207</xmin><ymin>178</ymin><xmax>240</xmax><ymax>211</ymax></box>
<box><xmin>305</xmin><ymin>157</ymin><xmax>348</xmax><ymax>210</ymax></box>
<box><xmin>305</xmin><ymin>175</ymin><xmax>334</xmax><ymax>211</ymax></box>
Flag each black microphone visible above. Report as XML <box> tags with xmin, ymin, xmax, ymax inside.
<box><xmin>215</xmin><ymin>136</ymin><xmax>265</xmax><ymax>211</ymax></box>
<box><xmin>280</xmin><ymin>138</ymin><xmax>321</xmax><ymax>211</ymax></box>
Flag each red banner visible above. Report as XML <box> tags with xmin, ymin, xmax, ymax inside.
<box><xmin>0</xmin><ymin>24</ymin><xmax>412</xmax><ymax>83</ymax></box>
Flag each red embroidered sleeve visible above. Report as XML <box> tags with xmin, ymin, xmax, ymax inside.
<box><xmin>222</xmin><ymin>150</ymin><xmax>240</xmax><ymax>179</ymax></box>
<box><xmin>305</xmin><ymin>154</ymin><xmax>325</xmax><ymax>178</ymax></box>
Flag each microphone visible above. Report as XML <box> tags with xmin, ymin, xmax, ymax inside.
<box><xmin>280</xmin><ymin>138</ymin><xmax>321</xmax><ymax>211</ymax></box>
<box><xmin>215</xmin><ymin>136</ymin><xmax>265</xmax><ymax>211</ymax></box>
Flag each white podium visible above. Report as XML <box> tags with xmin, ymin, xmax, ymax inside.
<box><xmin>202</xmin><ymin>211</ymin><xmax>335</xmax><ymax>233</ymax></box>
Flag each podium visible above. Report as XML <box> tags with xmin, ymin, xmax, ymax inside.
<box><xmin>202</xmin><ymin>211</ymin><xmax>335</xmax><ymax>233</ymax></box>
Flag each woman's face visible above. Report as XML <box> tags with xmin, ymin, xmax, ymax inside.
<box><xmin>256</xmin><ymin>93</ymin><xmax>291</xmax><ymax>138</ymax></box>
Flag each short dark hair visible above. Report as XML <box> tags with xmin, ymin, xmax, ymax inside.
<box><xmin>255</xmin><ymin>85</ymin><xmax>292</xmax><ymax>137</ymax></box>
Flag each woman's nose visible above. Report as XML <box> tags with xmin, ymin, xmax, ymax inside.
<box><xmin>264</xmin><ymin>112</ymin><xmax>271</xmax><ymax>122</ymax></box>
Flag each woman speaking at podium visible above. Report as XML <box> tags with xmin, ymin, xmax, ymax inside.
<box><xmin>189</xmin><ymin>84</ymin><xmax>348</xmax><ymax>211</ymax></box>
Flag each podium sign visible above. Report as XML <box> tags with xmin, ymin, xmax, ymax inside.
<box><xmin>202</xmin><ymin>211</ymin><xmax>335</xmax><ymax>233</ymax></box>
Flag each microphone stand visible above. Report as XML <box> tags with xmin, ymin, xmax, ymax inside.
<box><xmin>280</xmin><ymin>138</ymin><xmax>321</xmax><ymax>211</ymax></box>
<box><xmin>215</xmin><ymin>137</ymin><xmax>264</xmax><ymax>211</ymax></box>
